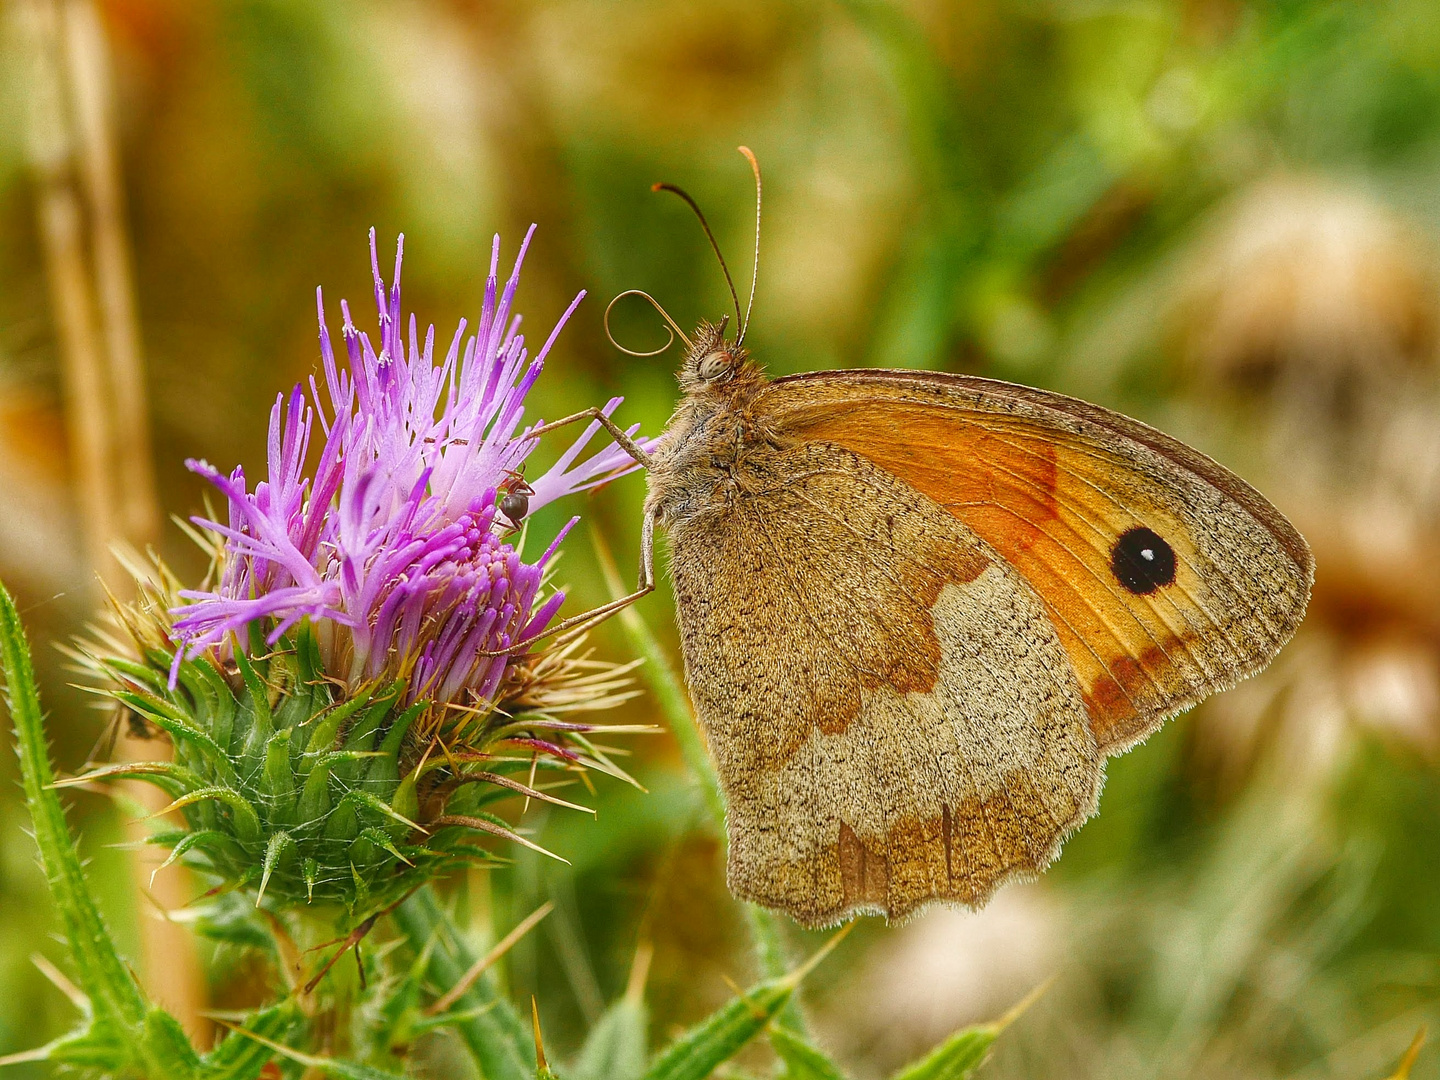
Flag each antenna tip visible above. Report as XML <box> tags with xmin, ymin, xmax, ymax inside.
<box><xmin>650</xmin><ymin>181</ymin><xmax>665</xmax><ymax>193</ymax></box>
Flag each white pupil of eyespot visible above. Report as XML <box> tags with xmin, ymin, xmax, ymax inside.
<box><xmin>1141</xmin><ymin>549</ymin><xmax>1154</xmax><ymax>560</ymax></box>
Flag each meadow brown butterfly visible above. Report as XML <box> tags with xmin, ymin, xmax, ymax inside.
<box><xmin>519</xmin><ymin>149</ymin><xmax>1312</xmax><ymax>927</ymax></box>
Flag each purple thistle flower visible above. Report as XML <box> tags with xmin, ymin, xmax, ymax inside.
<box><xmin>173</xmin><ymin>228</ymin><xmax>650</xmax><ymax>705</ymax></box>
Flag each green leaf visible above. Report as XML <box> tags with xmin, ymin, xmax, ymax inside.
<box><xmin>232</xmin><ymin>639</ymin><xmax>274</xmax><ymax>735</ymax></box>
<box><xmin>160</xmin><ymin>785</ymin><xmax>263</xmax><ymax>843</ymax></box>
<box><xmin>393</xmin><ymin>886</ymin><xmax>534</xmax><ymax>1080</ymax></box>
<box><xmin>640</xmin><ymin>979</ymin><xmax>794</xmax><ymax>1080</ymax></box>
<box><xmin>887</xmin><ymin>1026</ymin><xmax>995</xmax><ymax>1080</ymax></box>
<box><xmin>359</xmin><ymin>826</ymin><xmax>414</xmax><ymax>866</ymax></box>
<box><xmin>182</xmin><ymin>650</ymin><xmax>239</xmax><ymax>752</ymax></box>
<box><xmin>111</xmin><ymin>689</ymin><xmax>241</xmax><ymax>789</ymax></box>
<box><xmin>52</xmin><ymin>758</ymin><xmax>208</xmax><ymax>799</ymax></box>
<box><xmin>335</xmin><ymin>685</ymin><xmax>401</xmax><ymax>781</ymax></box>
<box><xmin>569</xmin><ymin>997</ymin><xmax>647</xmax><ymax>1080</ymax></box>
<box><xmin>96</xmin><ymin>654</ymin><xmax>172</xmax><ymax>693</ymax></box>
<box><xmin>641</xmin><ymin>928</ymin><xmax>851</xmax><ymax>1080</ymax></box>
<box><xmin>304</xmin><ymin>684</ymin><xmax>377</xmax><ymax>755</ymax></box>
<box><xmin>200</xmin><ymin>1000</ymin><xmax>298</xmax><ymax>1080</ymax></box>
<box><xmin>888</xmin><ymin>980</ymin><xmax>1050</xmax><ymax>1080</ymax></box>
<box><xmin>769</xmin><ymin>1027</ymin><xmax>849</xmax><ymax>1080</ymax></box>
<box><xmin>190</xmin><ymin>892</ymin><xmax>276</xmax><ymax>952</ymax></box>
<box><xmin>261</xmin><ymin>728</ymin><xmax>297</xmax><ymax>822</ymax></box>
<box><xmin>372</xmin><ymin>700</ymin><xmax>425</xmax><ymax>778</ymax></box>
<box><xmin>256</xmin><ymin>830</ymin><xmax>296</xmax><ymax>904</ymax></box>
<box><xmin>368</xmin><ymin>933</ymin><xmax>447</xmax><ymax>1054</ymax></box>
<box><xmin>297</xmin><ymin>751</ymin><xmax>337</xmax><ymax>821</ymax></box>
<box><xmin>142</xmin><ymin>1008</ymin><xmax>205</xmax><ymax>1077</ymax></box>
<box><xmin>342</xmin><ymin>786</ymin><xmax>422</xmax><ymax>833</ymax></box>
<box><xmin>0</xmin><ymin>1021</ymin><xmax>126</xmax><ymax>1070</ymax></box>
<box><xmin>294</xmin><ymin>619</ymin><xmax>325</xmax><ymax>688</ymax></box>
<box><xmin>218</xmin><ymin>1020</ymin><xmax>409</xmax><ymax>1080</ymax></box>
<box><xmin>152</xmin><ymin>829</ymin><xmax>241</xmax><ymax>877</ymax></box>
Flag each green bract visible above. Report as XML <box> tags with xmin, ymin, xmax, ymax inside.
<box><xmin>69</xmin><ymin>556</ymin><xmax>639</xmax><ymax>917</ymax></box>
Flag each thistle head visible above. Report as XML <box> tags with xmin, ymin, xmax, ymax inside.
<box><xmin>75</xmin><ymin>229</ymin><xmax>650</xmax><ymax>916</ymax></box>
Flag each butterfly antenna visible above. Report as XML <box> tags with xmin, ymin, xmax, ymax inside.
<box><xmin>605</xmin><ymin>289</ymin><xmax>694</xmax><ymax>357</ymax></box>
<box><xmin>652</xmin><ymin>181</ymin><xmax>743</xmax><ymax>335</ymax></box>
<box><xmin>737</xmin><ymin>146</ymin><xmax>761</xmax><ymax>344</ymax></box>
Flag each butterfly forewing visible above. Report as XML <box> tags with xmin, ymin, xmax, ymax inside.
<box><xmin>760</xmin><ymin>370</ymin><xmax>1313</xmax><ymax>754</ymax></box>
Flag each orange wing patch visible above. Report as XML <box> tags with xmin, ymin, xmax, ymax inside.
<box><xmin>783</xmin><ymin>396</ymin><xmax>1287</xmax><ymax>752</ymax></box>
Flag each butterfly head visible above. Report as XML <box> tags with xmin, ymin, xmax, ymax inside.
<box><xmin>677</xmin><ymin>316</ymin><xmax>759</xmax><ymax>394</ymax></box>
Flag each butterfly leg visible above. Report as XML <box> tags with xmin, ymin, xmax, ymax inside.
<box><xmin>474</xmin><ymin>509</ymin><xmax>657</xmax><ymax>657</ymax></box>
<box><xmin>522</xmin><ymin>407</ymin><xmax>654</xmax><ymax>469</ymax></box>
<box><xmin>474</xmin><ymin>405</ymin><xmax>658</xmax><ymax>658</ymax></box>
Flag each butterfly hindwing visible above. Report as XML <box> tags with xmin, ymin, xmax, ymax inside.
<box><xmin>667</xmin><ymin>437</ymin><xmax>1102</xmax><ymax>927</ymax></box>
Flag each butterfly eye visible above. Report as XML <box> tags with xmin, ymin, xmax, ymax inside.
<box><xmin>697</xmin><ymin>351</ymin><xmax>732</xmax><ymax>381</ymax></box>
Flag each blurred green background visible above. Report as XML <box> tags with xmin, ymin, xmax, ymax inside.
<box><xmin>4</xmin><ymin>0</ymin><xmax>1440</xmax><ymax>1076</ymax></box>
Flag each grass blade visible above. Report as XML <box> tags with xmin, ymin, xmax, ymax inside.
<box><xmin>592</xmin><ymin>529</ymin><xmax>723</xmax><ymax>827</ymax></box>
<box><xmin>0</xmin><ymin>580</ymin><xmax>203</xmax><ymax>1079</ymax></box>
<box><xmin>887</xmin><ymin>1026</ymin><xmax>996</xmax><ymax>1080</ymax></box>
<box><xmin>1384</xmin><ymin>1027</ymin><xmax>1427</xmax><ymax>1080</ymax></box>
<box><xmin>570</xmin><ymin>996</ymin><xmax>648</xmax><ymax>1080</ymax></box>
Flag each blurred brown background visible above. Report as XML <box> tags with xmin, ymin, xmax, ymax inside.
<box><xmin>4</xmin><ymin>1</ymin><xmax>1440</xmax><ymax>1077</ymax></box>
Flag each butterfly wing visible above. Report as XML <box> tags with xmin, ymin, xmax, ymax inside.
<box><xmin>759</xmin><ymin>369</ymin><xmax>1313</xmax><ymax>754</ymax></box>
<box><xmin>667</xmin><ymin>436</ymin><xmax>1104</xmax><ymax>927</ymax></box>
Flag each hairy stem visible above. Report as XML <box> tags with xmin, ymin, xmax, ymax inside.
<box><xmin>0</xmin><ymin>580</ymin><xmax>200</xmax><ymax>1079</ymax></box>
<box><xmin>0</xmin><ymin>581</ymin><xmax>145</xmax><ymax>1024</ymax></box>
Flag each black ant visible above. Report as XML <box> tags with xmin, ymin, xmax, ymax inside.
<box><xmin>497</xmin><ymin>469</ymin><xmax>534</xmax><ymax>531</ymax></box>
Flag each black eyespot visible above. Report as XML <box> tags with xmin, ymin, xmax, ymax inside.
<box><xmin>1111</xmin><ymin>526</ymin><xmax>1176</xmax><ymax>595</ymax></box>
<box><xmin>500</xmin><ymin>490</ymin><xmax>530</xmax><ymax>524</ymax></box>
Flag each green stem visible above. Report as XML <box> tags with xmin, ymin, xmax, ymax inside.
<box><xmin>0</xmin><ymin>580</ymin><xmax>200</xmax><ymax>1079</ymax></box>
<box><xmin>592</xmin><ymin>532</ymin><xmax>808</xmax><ymax>1033</ymax></box>
<box><xmin>394</xmin><ymin>886</ymin><xmax>533</xmax><ymax>1080</ymax></box>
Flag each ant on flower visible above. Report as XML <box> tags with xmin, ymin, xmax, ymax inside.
<box><xmin>497</xmin><ymin>468</ymin><xmax>534</xmax><ymax>531</ymax></box>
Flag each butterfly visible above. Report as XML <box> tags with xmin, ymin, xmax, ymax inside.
<box><xmin>516</xmin><ymin>149</ymin><xmax>1312</xmax><ymax>928</ymax></box>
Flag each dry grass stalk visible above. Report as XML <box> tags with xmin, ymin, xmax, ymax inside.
<box><xmin>14</xmin><ymin>0</ymin><xmax>207</xmax><ymax>1044</ymax></box>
